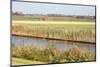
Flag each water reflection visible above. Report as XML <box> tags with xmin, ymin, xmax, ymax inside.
<box><xmin>12</xmin><ymin>36</ymin><xmax>95</xmax><ymax>55</ymax></box>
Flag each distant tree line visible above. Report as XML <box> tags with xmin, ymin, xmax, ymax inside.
<box><xmin>12</xmin><ymin>11</ymin><xmax>95</xmax><ymax>20</ymax></box>
<box><xmin>12</xmin><ymin>11</ymin><xmax>24</xmax><ymax>16</ymax></box>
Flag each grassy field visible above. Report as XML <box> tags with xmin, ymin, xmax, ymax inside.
<box><xmin>31</xmin><ymin>24</ymin><xmax>95</xmax><ymax>29</ymax></box>
<box><xmin>12</xmin><ymin>57</ymin><xmax>46</xmax><ymax>65</ymax></box>
<box><xmin>13</xmin><ymin>24</ymin><xmax>95</xmax><ymax>29</ymax></box>
<box><xmin>12</xmin><ymin>19</ymin><xmax>95</xmax><ymax>29</ymax></box>
<box><xmin>12</xmin><ymin>23</ymin><xmax>95</xmax><ymax>42</ymax></box>
<box><xmin>12</xmin><ymin>17</ymin><xmax>96</xmax><ymax>65</ymax></box>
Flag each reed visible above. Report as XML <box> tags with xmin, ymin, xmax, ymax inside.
<box><xmin>12</xmin><ymin>44</ymin><xmax>95</xmax><ymax>63</ymax></box>
<box><xmin>12</xmin><ymin>25</ymin><xmax>95</xmax><ymax>42</ymax></box>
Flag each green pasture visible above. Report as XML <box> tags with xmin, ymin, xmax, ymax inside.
<box><xmin>31</xmin><ymin>24</ymin><xmax>95</xmax><ymax>29</ymax></box>
<box><xmin>12</xmin><ymin>57</ymin><xmax>46</xmax><ymax>65</ymax></box>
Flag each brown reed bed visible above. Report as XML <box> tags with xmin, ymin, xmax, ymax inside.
<box><xmin>12</xmin><ymin>25</ymin><xmax>95</xmax><ymax>43</ymax></box>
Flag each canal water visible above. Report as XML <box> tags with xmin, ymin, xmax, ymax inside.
<box><xmin>12</xmin><ymin>36</ymin><xmax>96</xmax><ymax>55</ymax></box>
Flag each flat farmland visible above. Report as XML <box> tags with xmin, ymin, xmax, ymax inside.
<box><xmin>12</xmin><ymin>20</ymin><xmax>95</xmax><ymax>29</ymax></box>
<box><xmin>12</xmin><ymin>20</ymin><xmax>95</xmax><ymax>43</ymax></box>
<box><xmin>12</xmin><ymin>20</ymin><xmax>96</xmax><ymax>65</ymax></box>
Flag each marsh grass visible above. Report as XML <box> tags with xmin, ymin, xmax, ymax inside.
<box><xmin>12</xmin><ymin>25</ymin><xmax>95</xmax><ymax>42</ymax></box>
<box><xmin>12</xmin><ymin>44</ymin><xmax>95</xmax><ymax>63</ymax></box>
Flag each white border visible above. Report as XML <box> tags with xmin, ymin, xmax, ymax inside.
<box><xmin>0</xmin><ymin>0</ymin><xmax>100</xmax><ymax>67</ymax></box>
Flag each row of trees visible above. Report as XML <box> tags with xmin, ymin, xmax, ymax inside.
<box><xmin>12</xmin><ymin>12</ymin><xmax>23</xmax><ymax>15</ymax></box>
<box><xmin>12</xmin><ymin>11</ymin><xmax>95</xmax><ymax>19</ymax></box>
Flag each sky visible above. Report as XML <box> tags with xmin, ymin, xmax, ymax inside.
<box><xmin>12</xmin><ymin>1</ymin><xmax>95</xmax><ymax>16</ymax></box>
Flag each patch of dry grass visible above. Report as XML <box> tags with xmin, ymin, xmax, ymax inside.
<box><xmin>12</xmin><ymin>24</ymin><xmax>95</xmax><ymax>42</ymax></box>
<box><xmin>12</xmin><ymin>44</ymin><xmax>95</xmax><ymax>64</ymax></box>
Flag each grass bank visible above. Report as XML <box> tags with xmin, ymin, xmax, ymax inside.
<box><xmin>12</xmin><ymin>24</ymin><xmax>95</xmax><ymax>42</ymax></box>
<box><xmin>12</xmin><ymin>57</ymin><xmax>46</xmax><ymax>65</ymax></box>
<box><xmin>12</xmin><ymin>44</ymin><xmax>95</xmax><ymax>65</ymax></box>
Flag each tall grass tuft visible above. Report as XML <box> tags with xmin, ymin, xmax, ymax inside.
<box><xmin>12</xmin><ymin>25</ymin><xmax>95</xmax><ymax>43</ymax></box>
<box><xmin>12</xmin><ymin>44</ymin><xmax>95</xmax><ymax>63</ymax></box>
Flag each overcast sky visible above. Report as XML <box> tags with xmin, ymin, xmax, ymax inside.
<box><xmin>12</xmin><ymin>1</ymin><xmax>95</xmax><ymax>16</ymax></box>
